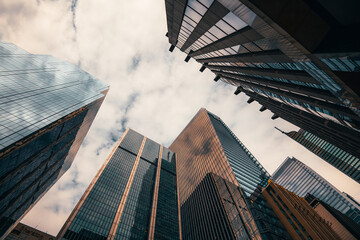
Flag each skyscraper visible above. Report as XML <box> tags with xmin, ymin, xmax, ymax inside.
<box><xmin>277</xmin><ymin>127</ymin><xmax>360</xmax><ymax>183</ymax></box>
<box><xmin>170</xmin><ymin>108</ymin><xmax>290</xmax><ymax>239</ymax></box>
<box><xmin>184</xmin><ymin>172</ymin><xmax>263</xmax><ymax>239</ymax></box>
<box><xmin>0</xmin><ymin>42</ymin><xmax>108</xmax><ymax>238</ymax></box>
<box><xmin>57</xmin><ymin>129</ymin><xmax>180</xmax><ymax>240</ymax></box>
<box><xmin>305</xmin><ymin>194</ymin><xmax>360</xmax><ymax>240</ymax></box>
<box><xmin>262</xmin><ymin>181</ymin><xmax>340</xmax><ymax>240</ymax></box>
<box><xmin>272</xmin><ymin>157</ymin><xmax>360</xmax><ymax>224</ymax></box>
<box><xmin>164</xmin><ymin>0</ymin><xmax>360</xmax><ymax>160</ymax></box>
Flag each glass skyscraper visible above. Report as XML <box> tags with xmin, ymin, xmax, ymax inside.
<box><xmin>278</xmin><ymin>128</ymin><xmax>360</xmax><ymax>183</ymax></box>
<box><xmin>164</xmin><ymin>0</ymin><xmax>360</xmax><ymax>161</ymax></box>
<box><xmin>0</xmin><ymin>42</ymin><xmax>108</xmax><ymax>238</ymax></box>
<box><xmin>170</xmin><ymin>108</ymin><xmax>290</xmax><ymax>239</ymax></box>
<box><xmin>272</xmin><ymin>157</ymin><xmax>360</xmax><ymax>225</ymax></box>
<box><xmin>57</xmin><ymin>129</ymin><xmax>180</xmax><ymax>240</ymax></box>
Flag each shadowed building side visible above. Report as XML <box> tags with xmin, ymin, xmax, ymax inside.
<box><xmin>277</xmin><ymin>127</ymin><xmax>360</xmax><ymax>183</ymax></box>
<box><xmin>181</xmin><ymin>173</ymin><xmax>260</xmax><ymax>239</ymax></box>
<box><xmin>164</xmin><ymin>0</ymin><xmax>360</xmax><ymax>164</ymax></box>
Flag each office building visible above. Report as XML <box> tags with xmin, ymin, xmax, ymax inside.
<box><xmin>5</xmin><ymin>223</ymin><xmax>55</xmax><ymax>240</ymax></box>
<box><xmin>262</xmin><ymin>181</ymin><xmax>340</xmax><ymax>240</ymax></box>
<box><xmin>57</xmin><ymin>129</ymin><xmax>180</xmax><ymax>240</ymax></box>
<box><xmin>272</xmin><ymin>157</ymin><xmax>360</xmax><ymax>224</ymax></box>
<box><xmin>277</xmin><ymin>127</ymin><xmax>360</xmax><ymax>183</ymax></box>
<box><xmin>182</xmin><ymin>172</ymin><xmax>261</xmax><ymax>239</ymax></box>
<box><xmin>306</xmin><ymin>194</ymin><xmax>360</xmax><ymax>240</ymax></box>
<box><xmin>0</xmin><ymin>42</ymin><xmax>108</xmax><ymax>239</ymax></box>
<box><xmin>164</xmin><ymin>0</ymin><xmax>360</xmax><ymax>160</ymax></box>
<box><xmin>170</xmin><ymin>108</ymin><xmax>290</xmax><ymax>239</ymax></box>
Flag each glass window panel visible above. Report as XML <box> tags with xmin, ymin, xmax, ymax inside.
<box><xmin>215</xmin><ymin>19</ymin><xmax>236</xmax><ymax>35</ymax></box>
<box><xmin>222</xmin><ymin>12</ymin><xmax>248</xmax><ymax>30</ymax></box>
<box><xmin>208</xmin><ymin>25</ymin><xmax>227</xmax><ymax>39</ymax></box>
<box><xmin>185</xmin><ymin>6</ymin><xmax>202</xmax><ymax>24</ymax></box>
<box><xmin>198</xmin><ymin>0</ymin><xmax>213</xmax><ymax>8</ymax></box>
<box><xmin>188</xmin><ymin>0</ymin><xmax>207</xmax><ymax>15</ymax></box>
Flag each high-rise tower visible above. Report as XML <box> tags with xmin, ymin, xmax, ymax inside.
<box><xmin>170</xmin><ymin>108</ymin><xmax>290</xmax><ymax>239</ymax></box>
<box><xmin>272</xmin><ymin>157</ymin><xmax>360</xmax><ymax>225</ymax></box>
<box><xmin>57</xmin><ymin>129</ymin><xmax>181</xmax><ymax>240</ymax></box>
<box><xmin>0</xmin><ymin>42</ymin><xmax>108</xmax><ymax>239</ymax></box>
<box><xmin>305</xmin><ymin>195</ymin><xmax>360</xmax><ymax>240</ymax></box>
<box><xmin>164</xmin><ymin>0</ymin><xmax>360</xmax><ymax>160</ymax></box>
<box><xmin>262</xmin><ymin>181</ymin><xmax>341</xmax><ymax>240</ymax></box>
<box><xmin>277</xmin><ymin>128</ymin><xmax>360</xmax><ymax>183</ymax></box>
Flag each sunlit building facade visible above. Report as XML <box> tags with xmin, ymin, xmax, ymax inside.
<box><xmin>278</xmin><ymin>128</ymin><xmax>360</xmax><ymax>183</ymax></box>
<box><xmin>272</xmin><ymin>157</ymin><xmax>360</xmax><ymax>225</ymax></box>
<box><xmin>170</xmin><ymin>108</ymin><xmax>290</xmax><ymax>239</ymax></box>
<box><xmin>262</xmin><ymin>181</ymin><xmax>340</xmax><ymax>240</ymax></box>
<box><xmin>306</xmin><ymin>194</ymin><xmax>360</xmax><ymax>240</ymax></box>
<box><xmin>0</xmin><ymin>42</ymin><xmax>108</xmax><ymax>239</ymax></box>
<box><xmin>57</xmin><ymin>129</ymin><xmax>180</xmax><ymax>240</ymax></box>
<box><xmin>165</xmin><ymin>0</ymin><xmax>360</xmax><ymax>160</ymax></box>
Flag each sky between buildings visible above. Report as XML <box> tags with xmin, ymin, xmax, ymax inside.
<box><xmin>0</xmin><ymin>0</ymin><xmax>359</xmax><ymax>236</ymax></box>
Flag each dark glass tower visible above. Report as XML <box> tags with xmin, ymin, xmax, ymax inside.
<box><xmin>277</xmin><ymin>127</ymin><xmax>360</xmax><ymax>183</ymax></box>
<box><xmin>170</xmin><ymin>108</ymin><xmax>290</xmax><ymax>239</ymax></box>
<box><xmin>272</xmin><ymin>157</ymin><xmax>360</xmax><ymax>225</ymax></box>
<box><xmin>0</xmin><ymin>42</ymin><xmax>108</xmax><ymax>238</ymax></box>
<box><xmin>57</xmin><ymin>129</ymin><xmax>180</xmax><ymax>240</ymax></box>
<box><xmin>164</xmin><ymin>0</ymin><xmax>360</xmax><ymax>160</ymax></box>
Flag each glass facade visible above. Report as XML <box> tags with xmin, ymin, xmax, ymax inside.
<box><xmin>208</xmin><ymin>112</ymin><xmax>269</xmax><ymax>196</ymax></box>
<box><xmin>0</xmin><ymin>42</ymin><xmax>108</xmax><ymax>238</ymax></box>
<box><xmin>165</xmin><ymin>0</ymin><xmax>360</xmax><ymax>162</ymax></box>
<box><xmin>282</xmin><ymin>128</ymin><xmax>360</xmax><ymax>183</ymax></box>
<box><xmin>58</xmin><ymin>129</ymin><xmax>180</xmax><ymax>240</ymax></box>
<box><xmin>154</xmin><ymin>148</ymin><xmax>179</xmax><ymax>239</ymax></box>
<box><xmin>272</xmin><ymin>157</ymin><xmax>360</xmax><ymax>225</ymax></box>
<box><xmin>180</xmin><ymin>173</ymin><xmax>261</xmax><ymax>240</ymax></box>
<box><xmin>170</xmin><ymin>108</ymin><xmax>290</xmax><ymax>239</ymax></box>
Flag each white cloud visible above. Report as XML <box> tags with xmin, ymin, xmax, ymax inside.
<box><xmin>0</xmin><ymin>0</ymin><xmax>359</xmax><ymax>236</ymax></box>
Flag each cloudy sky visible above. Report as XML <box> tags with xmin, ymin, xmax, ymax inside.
<box><xmin>1</xmin><ymin>0</ymin><xmax>359</xmax><ymax>236</ymax></box>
